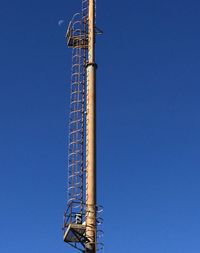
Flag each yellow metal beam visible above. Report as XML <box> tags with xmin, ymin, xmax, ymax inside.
<box><xmin>86</xmin><ymin>0</ymin><xmax>97</xmax><ymax>252</ymax></box>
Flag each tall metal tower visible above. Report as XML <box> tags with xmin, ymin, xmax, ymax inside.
<box><xmin>63</xmin><ymin>1</ymin><xmax>103</xmax><ymax>253</ymax></box>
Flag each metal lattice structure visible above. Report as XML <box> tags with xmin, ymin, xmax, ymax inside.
<box><xmin>63</xmin><ymin>1</ymin><xmax>103</xmax><ymax>253</ymax></box>
<box><xmin>67</xmin><ymin>11</ymin><xmax>87</xmax><ymax>217</ymax></box>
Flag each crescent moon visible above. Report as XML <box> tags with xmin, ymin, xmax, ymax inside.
<box><xmin>58</xmin><ymin>20</ymin><xmax>64</xmax><ymax>26</ymax></box>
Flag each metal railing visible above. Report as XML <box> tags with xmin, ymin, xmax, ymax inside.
<box><xmin>63</xmin><ymin>201</ymin><xmax>104</xmax><ymax>251</ymax></box>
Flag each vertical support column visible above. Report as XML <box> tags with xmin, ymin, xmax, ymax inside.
<box><xmin>86</xmin><ymin>0</ymin><xmax>97</xmax><ymax>253</ymax></box>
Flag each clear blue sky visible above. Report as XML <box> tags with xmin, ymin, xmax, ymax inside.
<box><xmin>0</xmin><ymin>0</ymin><xmax>200</xmax><ymax>252</ymax></box>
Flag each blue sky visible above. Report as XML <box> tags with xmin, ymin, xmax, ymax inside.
<box><xmin>0</xmin><ymin>0</ymin><xmax>200</xmax><ymax>252</ymax></box>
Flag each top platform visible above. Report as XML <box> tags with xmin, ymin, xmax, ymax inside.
<box><xmin>66</xmin><ymin>22</ymin><xmax>88</xmax><ymax>48</ymax></box>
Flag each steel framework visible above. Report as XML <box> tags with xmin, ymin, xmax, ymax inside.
<box><xmin>63</xmin><ymin>1</ymin><xmax>103</xmax><ymax>253</ymax></box>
